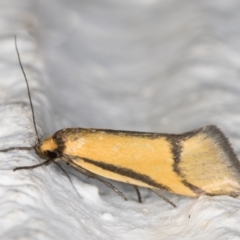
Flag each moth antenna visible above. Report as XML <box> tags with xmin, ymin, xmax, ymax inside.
<box><xmin>0</xmin><ymin>37</ymin><xmax>36</xmax><ymax>153</ymax></box>
<box><xmin>13</xmin><ymin>37</ymin><xmax>83</xmax><ymax>201</ymax></box>
<box><xmin>151</xmin><ymin>189</ymin><xmax>176</xmax><ymax>208</ymax></box>
<box><xmin>14</xmin><ymin>36</ymin><xmax>40</xmax><ymax>145</ymax></box>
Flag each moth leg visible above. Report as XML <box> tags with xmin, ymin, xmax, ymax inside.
<box><xmin>132</xmin><ymin>185</ymin><xmax>142</xmax><ymax>203</ymax></box>
<box><xmin>0</xmin><ymin>146</ymin><xmax>50</xmax><ymax>171</ymax></box>
<box><xmin>52</xmin><ymin>161</ymin><xmax>83</xmax><ymax>200</ymax></box>
<box><xmin>151</xmin><ymin>189</ymin><xmax>176</xmax><ymax>208</ymax></box>
<box><xmin>0</xmin><ymin>146</ymin><xmax>33</xmax><ymax>152</ymax></box>
<box><xmin>67</xmin><ymin>161</ymin><xmax>128</xmax><ymax>201</ymax></box>
<box><xmin>13</xmin><ymin>159</ymin><xmax>52</xmax><ymax>171</ymax></box>
<box><xmin>88</xmin><ymin>172</ymin><xmax>128</xmax><ymax>201</ymax></box>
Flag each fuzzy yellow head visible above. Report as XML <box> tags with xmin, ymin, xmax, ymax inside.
<box><xmin>35</xmin><ymin>136</ymin><xmax>59</xmax><ymax>160</ymax></box>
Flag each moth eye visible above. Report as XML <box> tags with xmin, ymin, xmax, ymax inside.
<box><xmin>45</xmin><ymin>150</ymin><xmax>59</xmax><ymax>159</ymax></box>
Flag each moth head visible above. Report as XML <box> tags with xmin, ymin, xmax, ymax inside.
<box><xmin>35</xmin><ymin>136</ymin><xmax>60</xmax><ymax>160</ymax></box>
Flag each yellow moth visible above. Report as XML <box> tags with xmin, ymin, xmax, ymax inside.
<box><xmin>37</xmin><ymin>125</ymin><xmax>240</xmax><ymax>198</ymax></box>
<box><xmin>2</xmin><ymin>37</ymin><xmax>240</xmax><ymax>207</ymax></box>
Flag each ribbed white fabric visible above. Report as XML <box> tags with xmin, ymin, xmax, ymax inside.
<box><xmin>1</xmin><ymin>0</ymin><xmax>240</xmax><ymax>239</ymax></box>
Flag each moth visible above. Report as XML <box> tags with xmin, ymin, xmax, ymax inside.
<box><xmin>2</xmin><ymin>36</ymin><xmax>240</xmax><ymax>208</ymax></box>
